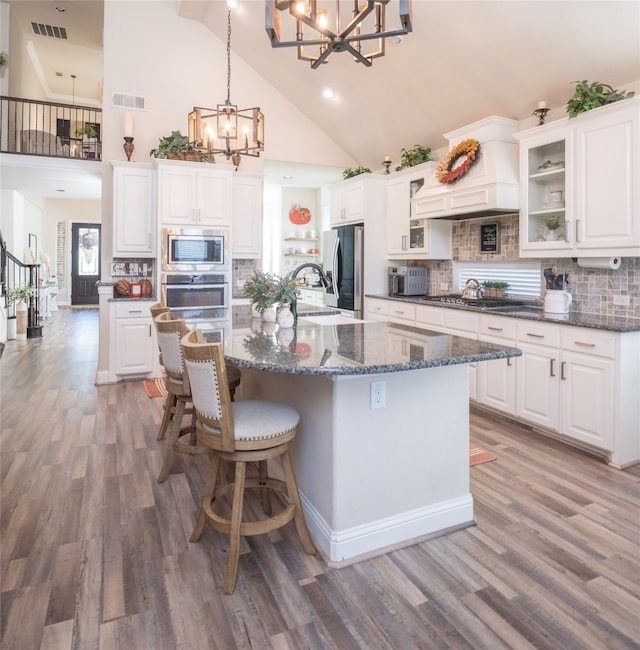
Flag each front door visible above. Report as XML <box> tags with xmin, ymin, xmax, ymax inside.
<box><xmin>71</xmin><ymin>223</ymin><xmax>100</xmax><ymax>305</ymax></box>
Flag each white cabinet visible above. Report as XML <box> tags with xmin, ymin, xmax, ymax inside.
<box><xmin>298</xmin><ymin>288</ymin><xmax>324</xmax><ymax>306</ymax></box>
<box><xmin>329</xmin><ymin>174</ymin><xmax>385</xmax><ymax>226</ymax></box>
<box><xmin>157</xmin><ymin>159</ymin><xmax>233</xmax><ymax>227</ymax></box>
<box><xmin>477</xmin><ymin>315</ymin><xmax>517</xmax><ymax>415</ymax></box>
<box><xmin>386</xmin><ymin>301</ymin><xmax>415</xmax><ymax>325</ymax></box>
<box><xmin>365</xmin><ymin>297</ymin><xmax>390</xmax><ymax>321</ymax></box>
<box><xmin>385</xmin><ymin>163</ymin><xmax>452</xmax><ymax>259</ymax></box>
<box><xmin>112</xmin><ymin>162</ymin><xmax>154</xmax><ymax>257</ymax></box>
<box><xmin>109</xmin><ymin>301</ymin><xmax>158</xmax><ymax>381</ymax></box>
<box><xmin>516</xmin><ymin>97</ymin><xmax>640</xmax><ymax>258</ymax></box>
<box><xmin>232</xmin><ymin>172</ymin><xmax>262</xmax><ymax>258</ymax></box>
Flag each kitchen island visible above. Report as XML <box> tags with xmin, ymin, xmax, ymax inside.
<box><xmin>222</xmin><ymin>312</ymin><xmax>521</xmax><ymax>566</ymax></box>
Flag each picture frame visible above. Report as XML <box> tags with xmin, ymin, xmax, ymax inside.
<box><xmin>28</xmin><ymin>233</ymin><xmax>38</xmax><ymax>262</ymax></box>
<box><xmin>480</xmin><ymin>223</ymin><xmax>500</xmax><ymax>253</ymax></box>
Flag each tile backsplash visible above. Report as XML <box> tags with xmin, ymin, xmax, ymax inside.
<box><xmin>420</xmin><ymin>213</ymin><xmax>639</xmax><ymax>318</ymax></box>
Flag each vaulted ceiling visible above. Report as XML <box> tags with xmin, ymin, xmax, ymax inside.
<box><xmin>3</xmin><ymin>0</ymin><xmax>639</xmax><ymax>197</ymax></box>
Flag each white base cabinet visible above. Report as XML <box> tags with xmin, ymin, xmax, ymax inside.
<box><xmin>367</xmin><ymin>296</ymin><xmax>639</xmax><ymax>466</ymax></box>
<box><xmin>109</xmin><ymin>301</ymin><xmax>160</xmax><ymax>382</ymax></box>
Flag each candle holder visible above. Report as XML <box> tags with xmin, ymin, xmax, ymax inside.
<box><xmin>532</xmin><ymin>107</ymin><xmax>550</xmax><ymax>126</ymax></box>
<box><xmin>382</xmin><ymin>159</ymin><xmax>392</xmax><ymax>175</ymax></box>
<box><xmin>123</xmin><ymin>136</ymin><xmax>135</xmax><ymax>161</ymax></box>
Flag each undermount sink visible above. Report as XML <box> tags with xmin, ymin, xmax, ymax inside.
<box><xmin>301</xmin><ymin>315</ymin><xmax>366</xmax><ymax>325</ymax></box>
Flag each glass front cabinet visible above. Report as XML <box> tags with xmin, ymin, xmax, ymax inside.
<box><xmin>517</xmin><ymin>122</ymin><xmax>574</xmax><ymax>255</ymax></box>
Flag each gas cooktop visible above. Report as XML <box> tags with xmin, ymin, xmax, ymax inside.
<box><xmin>420</xmin><ymin>295</ymin><xmax>527</xmax><ymax>309</ymax></box>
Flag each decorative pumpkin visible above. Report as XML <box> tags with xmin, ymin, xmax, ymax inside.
<box><xmin>139</xmin><ymin>279</ymin><xmax>152</xmax><ymax>297</ymax></box>
<box><xmin>115</xmin><ymin>279</ymin><xmax>130</xmax><ymax>296</ymax></box>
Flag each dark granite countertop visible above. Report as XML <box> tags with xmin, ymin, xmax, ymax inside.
<box><xmin>368</xmin><ymin>294</ymin><xmax>640</xmax><ymax>333</ymax></box>
<box><xmin>225</xmin><ymin>314</ymin><xmax>521</xmax><ymax>376</ymax></box>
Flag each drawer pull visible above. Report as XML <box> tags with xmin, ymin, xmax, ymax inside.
<box><xmin>128</xmin><ymin>310</ymin><xmax>143</xmax><ymax>314</ymax></box>
<box><xmin>507</xmin><ymin>357</ymin><xmax>512</xmax><ymax>367</ymax></box>
<box><xmin>526</xmin><ymin>332</ymin><xmax>544</xmax><ymax>338</ymax></box>
<box><xmin>573</xmin><ymin>341</ymin><xmax>596</xmax><ymax>348</ymax></box>
<box><xmin>488</xmin><ymin>326</ymin><xmax>503</xmax><ymax>332</ymax></box>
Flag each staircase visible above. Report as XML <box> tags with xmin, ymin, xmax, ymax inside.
<box><xmin>0</xmin><ymin>230</ymin><xmax>43</xmax><ymax>341</ymax></box>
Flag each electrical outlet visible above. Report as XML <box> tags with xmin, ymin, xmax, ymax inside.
<box><xmin>370</xmin><ymin>381</ymin><xmax>386</xmax><ymax>409</ymax></box>
<box><xmin>613</xmin><ymin>295</ymin><xmax>630</xmax><ymax>306</ymax></box>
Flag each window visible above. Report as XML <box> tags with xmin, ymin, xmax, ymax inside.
<box><xmin>455</xmin><ymin>261</ymin><xmax>541</xmax><ymax>298</ymax></box>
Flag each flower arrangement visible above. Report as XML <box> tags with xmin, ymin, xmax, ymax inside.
<box><xmin>5</xmin><ymin>284</ymin><xmax>34</xmax><ymax>304</ymax></box>
<box><xmin>435</xmin><ymin>138</ymin><xmax>480</xmax><ymax>184</ymax></box>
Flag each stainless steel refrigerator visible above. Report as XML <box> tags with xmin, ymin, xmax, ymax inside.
<box><xmin>323</xmin><ymin>224</ymin><xmax>364</xmax><ymax>318</ymax></box>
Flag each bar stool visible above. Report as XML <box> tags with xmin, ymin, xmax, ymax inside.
<box><xmin>153</xmin><ymin>312</ymin><xmax>241</xmax><ymax>482</ymax></box>
<box><xmin>149</xmin><ymin>303</ymin><xmax>171</xmax><ymax>441</ymax></box>
<box><xmin>181</xmin><ymin>329</ymin><xmax>316</xmax><ymax>594</ymax></box>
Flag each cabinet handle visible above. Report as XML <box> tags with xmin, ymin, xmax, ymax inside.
<box><xmin>488</xmin><ymin>326</ymin><xmax>503</xmax><ymax>332</ymax></box>
<box><xmin>128</xmin><ymin>310</ymin><xmax>143</xmax><ymax>314</ymax></box>
<box><xmin>561</xmin><ymin>361</ymin><xmax>567</xmax><ymax>380</ymax></box>
<box><xmin>402</xmin><ymin>235</ymin><xmax>408</xmax><ymax>251</ymax></box>
<box><xmin>149</xmin><ymin>325</ymin><xmax>152</xmax><ymax>337</ymax></box>
<box><xmin>576</xmin><ymin>219</ymin><xmax>581</xmax><ymax>242</ymax></box>
<box><xmin>550</xmin><ymin>358</ymin><xmax>555</xmax><ymax>377</ymax></box>
<box><xmin>507</xmin><ymin>357</ymin><xmax>512</xmax><ymax>366</ymax></box>
<box><xmin>573</xmin><ymin>341</ymin><xmax>596</xmax><ymax>348</ymax></box>
<box><xmin>526</xmin><ymin>332</ymin><xmax>544</xmax><ymax>338</ymax></box>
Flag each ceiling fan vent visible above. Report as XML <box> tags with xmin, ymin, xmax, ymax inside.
<box><xmin>31</xmin><ymin>22</ymin><xmax>68</xmax><ymax>39</ymax></box>
<box><xmin>111</xmin><ymin>92</ymin><xmax>146</xmax><ymax>111</ymax></box>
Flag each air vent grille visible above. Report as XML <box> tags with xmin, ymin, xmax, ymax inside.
<box><xmin>31</xmin><ymin>22</ymin><xmax>68</xmax><ymax>39</ymax></box>
<box><xmin>111</xmin><ymin>92</ymin><xmax>146</xmax><ymax>111</ymax></box>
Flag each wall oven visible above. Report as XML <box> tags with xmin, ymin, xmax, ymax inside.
<box><xmin>161</xmin><ymin>273</ymin><xmax>230</xmax><ymax>322</ymax></box>
<box><xmin>161</xmin><ymin>227</ymin><xmax>229</xmax><ymax>272</ymax></box>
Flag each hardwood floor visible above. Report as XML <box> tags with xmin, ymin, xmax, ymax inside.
<box><xmin>1</xmin><ymin>309</ymin><xmax>639</xmax><ymax>649</ymax></box>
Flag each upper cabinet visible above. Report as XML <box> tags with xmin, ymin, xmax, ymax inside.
<box><xmin>112</xmin><ymin>161</ymin><xmax>155</xmax><ymax>257</ymax></box>
<box><xmin>156</xmin><ymin>159</ymin><xmax>233</xmax><ymax>227</ymax></box>
<box><xmin>516</xmin><ymin>97</ymin><xmax>639</xmax><ymax>258</ymax></box>
<box><xmin>386</xmin><ymin>162</ymin><xmax>452</xmax><ymax>259</ymax></box>
<box><xmin>232</xmin><ymin>172</ymin><xmax>263</xmax><ymax>258</ymax></box>
<box><xmin>329</xmin><ymin>174</ymin><xmax>385</xmax><ymax>226</ymax></box>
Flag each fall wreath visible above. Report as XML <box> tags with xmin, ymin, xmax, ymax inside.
<box><xmin>435</xmin><ymin>138</ymin><xmax>480</xmax><ymax>184</ymax></box>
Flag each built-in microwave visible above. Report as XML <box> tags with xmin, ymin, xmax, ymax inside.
<box><xmin>161</xmin><ymin>227</ymin><xmax>229</xmax><ymax>272</ymax></box>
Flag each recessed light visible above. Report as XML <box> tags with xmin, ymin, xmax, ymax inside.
<box><xmin>323</xmin><ymin>88</ymin><xmax>336</xmax><ymax>100</ymax></box>
<box><xmin>282</xmin><ymin>175</ymin><xmax>294</xmax><ymax>180</ymax></box>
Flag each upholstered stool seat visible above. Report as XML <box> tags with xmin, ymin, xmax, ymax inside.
<box><xmin>182</xmin><ymin>329</ymin><xmax>316</xmax><ymax>594</ymax></box>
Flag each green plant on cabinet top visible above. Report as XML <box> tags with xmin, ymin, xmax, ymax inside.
<box><xmin>150</xmin><ymin>130</ymin><xmax>214</xmax><ymax>162</ymax></box>
<box><xmin>342</xmin><ymin>166</ymin><xmax>372</xmax><ymax>180</ymax></box>
<box><xmin>566</xmin><ymin>80</ymin><xmax>635</xmax><ymax>118</ymax></box>
<box><xmin>395</xmin><ymin>145</ymin><xmax>432</xmax><ymax>171</ymax></box>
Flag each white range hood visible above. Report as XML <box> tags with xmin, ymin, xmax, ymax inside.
<box><xmin>412</xmin><ymin>116</ymin><xmax>520</xmax><ymax>220</ymax></box>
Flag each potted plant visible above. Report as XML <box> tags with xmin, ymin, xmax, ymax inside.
<box><xmin>243</xmin><ymin>270</ymin><xmax>277</xmax><ymax>320</ymax></box>
<box><xmin>566</xmin><ymin>80</ymin><xmax>634</xmax><ymax>118</ymax></box>
<box><xmin>273</xmin><ymin>272</ymin><xmax>300</xmax><ymax>328</ymax></box>
<box><xmin>543</xmin><ymin>215</ymin><xmax>563</xmax><ymax>241</ymax></box>
<box><xmin>5</xmin><ymin>285</ymin><xmax>34</xmax><ymax>340</ymax></box>
<box><xmin>342</xmin><ymin>165</ymin><xmax>371</xmax><ymax>180</ymax></box>
<box><xmin>482</xmin><ymin>281</ymin><xmax>510</xmax><ymax>298</ymax></box>
<box><xmin>149</xmin><ymin>130</ymin><xmax>207</xmax><ymax>162</ymax></box>
<box><xmin>395</xmin><ymin>144</ymin><xmax>432</xmax><ymax>171</ymax></box>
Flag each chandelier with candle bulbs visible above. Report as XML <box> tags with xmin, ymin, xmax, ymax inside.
<box><xmin>188</xmin><ymin>7</ymin><xmax>264</xmax><ymax>169</ymax></box>
<box><xmin>266</xmin><ymin>0</ymin><xmax>412</xmax><ymax>69</ymax></box>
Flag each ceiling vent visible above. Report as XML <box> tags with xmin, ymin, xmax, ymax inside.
<box><xmin>31</xmin><ymin>22</ymin><xmax>68</xmax><ymax>39</ymax></box>
<box><xmin>111</xmin><ymin>92</ymin><xmax>146</xmax><ymax>111</ymax></box>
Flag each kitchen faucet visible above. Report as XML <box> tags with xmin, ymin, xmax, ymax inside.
<box><xmin>290</xmin><ymin>263</ymin><xmax>332</xmax><ymax>321</ymax></box>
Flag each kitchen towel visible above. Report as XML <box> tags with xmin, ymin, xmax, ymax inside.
<box><xmin>577</xmin><ymin>257</ymin><xmax>621</xmax><ymax>270</ymax></box>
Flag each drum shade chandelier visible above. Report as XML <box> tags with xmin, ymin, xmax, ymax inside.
<box><xmin>266</xmin><ymin>0</ymin><xmax>412</xmax><ymax>68</ymax></box>
<box><xmin>188</xmin><ymin>7</ymin><xmax>264</xmax><ymax>169</ymax></box>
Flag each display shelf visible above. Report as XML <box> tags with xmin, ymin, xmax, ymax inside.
<box><xmin>284</xmin><ymin>237</ymin><xmax>319</xmax><ymax>242</ymax></box>
<box><xmin>283</xmin><ymin>253</ymin><xmax>319</xmax><ymax>257</ymax></box>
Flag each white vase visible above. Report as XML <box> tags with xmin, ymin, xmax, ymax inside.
<box><xmin>250</xmin><ymin>303</ymin><xmax>261</xmax><ymax>319</ymax></box>
<box><xmin>16</xmin><ymin>300</ymin><xmax>27</xmax><ymax>340</ymax></box>
<box><xmin>546</xmin><ymin>229</ymin><xmax>559</xmax><ymax>241</ymax></box>
<box><xmin>276</xmin><ymin>305</ymin><xmax>295</xmax><ymax>328</ymax></box>
<box><xmin>261</xmin><ymin>306</ymin><xmax>277</xmax><ymax>322</ymax></box>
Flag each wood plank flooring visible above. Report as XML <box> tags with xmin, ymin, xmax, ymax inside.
<box><xmin>1</xmin><ymin>308</ymin><xmax>639</xmax><ymax>649</ymax></box>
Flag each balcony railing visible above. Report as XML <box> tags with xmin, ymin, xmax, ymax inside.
<box><xmin>0</xmin><ymin>96</ymin><xmax>102</xmax><ymax>161</ymax></box>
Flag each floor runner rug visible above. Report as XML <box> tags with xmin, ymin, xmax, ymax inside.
<box><xmin>470</xmin><ymin>446</ymin><xmax>497</xmax><ymax>466</ymax></box>
<box><xmin>144</xmin><ymin>378</ymin><xmax>167</xmax><ymax>399</ymax></box>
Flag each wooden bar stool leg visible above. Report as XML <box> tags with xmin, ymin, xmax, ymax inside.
<box><xmin>190</xmin><ymin>455</ymin><xmax>221</xmax><ymax>542</ymax></box>
<box><xmin>258</xmin><ymin>460</ymin><xmax>272</xmax><ymax>515</ymax></box>
<box><xmin>157</xmin><ymin>393</ymin><xmax>176</xmax><ymax>440</ymax></box>
<box><xmin>281</xmin><ymin>450</ymin><xmax>317</xmax><ymax>555</ymax></box>
<box><xmin>157</xmin><ymin>398</ymin><xmax>185</xmax><ymax>483</ymax></box>
<box><xmin>225</xmin><ymin>461</ymin><xmax>247</xmax><ymax>594</ymax></box>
